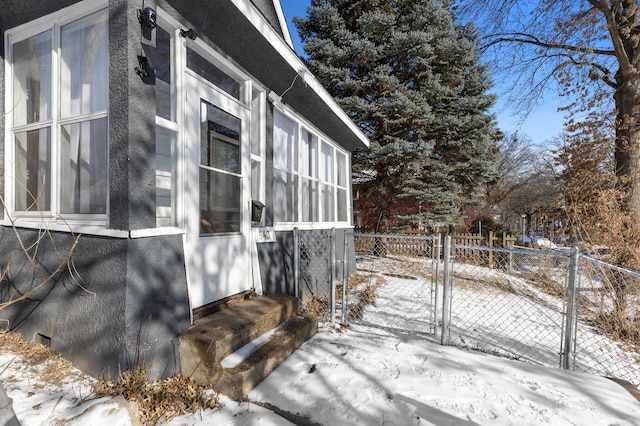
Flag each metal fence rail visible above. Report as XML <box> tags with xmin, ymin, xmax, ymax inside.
<box><xmin>294</xmin><ymin>231</ymin><xmax>640</xmax><ymax>388</ymax></box>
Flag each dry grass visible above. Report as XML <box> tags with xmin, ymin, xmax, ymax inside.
<box><xmin>94</xmin><ymin>369</ymin><xmax>221</xmax><ymax>426</ymax></box>
<box><xmin>452</xmin><ymin>270</ymin><xmax>516</xmax><ymax>294</ymax></box>
<box><xmin>301</xmin><ymin>273</ymin><xmax>386</xmax><ymax>323</ymax></box>
<box><xmin>337</xmin><ymin>273</ymin><xmax>386</xmax><ymax>322</ymax></box>
<box><xmin>0</xmin><ymin>330</ymin><xmax>222</xmax><ymax>426</ymax></box>
<box><xmin>303</xmin><ymin>295</ymin><xmax>330</xmax><ymax>319</ymax></box>
<box><xmin>0</xmin><ymin>330</ymin><xmax>75</xmax><ymax>386</ymax></box>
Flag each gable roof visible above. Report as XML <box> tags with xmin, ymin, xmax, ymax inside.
<box><xmin>271</xmin><ymin>0</ymin><xmax>295</xmax><ymax>49</ymax></box>
<box><xmin>249</xmin><ymin>0</ymin><xmax>295</xmax><ymax>49</ymax></box>
<box><xmin>228</xmin><ymin>0</ymin><xmax>369</xmax><ymax>150</ymax></box>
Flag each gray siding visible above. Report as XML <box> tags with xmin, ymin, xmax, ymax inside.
<box><xmin>0</xmin><ymin>229</ymin><xmax>190</xmax><ymax>380</ymax></box>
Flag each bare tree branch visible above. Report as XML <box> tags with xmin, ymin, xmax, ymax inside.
<box><xmin>482</xmin><ymin>32</ymin><xmax>616</xmax><ymax>56</ymax></box>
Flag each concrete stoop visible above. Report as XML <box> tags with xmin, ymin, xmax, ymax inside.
<box><xmin>178</xmin><ymin>295</ymin><xmax>317</xmax><ymax>400</ymax></box>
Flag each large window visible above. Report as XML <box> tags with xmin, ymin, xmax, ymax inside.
<box><xmin>7</xmin><ymin>4</ymin><xmax>108</xmax><ymax>222</ymax></box>
<box><xmin>152</xmin><ymin>23</ymin><xmax>177</xmax><ymax>227</ymax></box>
<box><xmin>273</xmin><ymin>109</ymin><xmax>350</xmax><ymax>226</ymax></box>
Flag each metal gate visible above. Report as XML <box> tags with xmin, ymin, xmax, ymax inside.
<box><xmin>344</xmin><ymin>233</ymin><xmax>439</xmax><ymax>336</ymax></box>
<box><xmin>443</xmin><ymin>242</ymin><xmax>573</xmax><ymax>367</ymax></box>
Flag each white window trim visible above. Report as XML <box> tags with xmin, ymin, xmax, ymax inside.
<box><xmin>4</xmin><ymin>0</ymin><xmax>109</xmax><ymax>229</ymax></box>
<box><xmin>250</xmin><ymin>84</ymin><xmax>267</xmax><ymax>205</ymax></box>
<box><xmin>272</xmin><ymin>105</ymin><xmax>352</xmax><ymax>231</ymax></box>
<box><xmin>184</xmin><ymin>35</ymin><xmax>253</xmax><ymax>107</ymax></box>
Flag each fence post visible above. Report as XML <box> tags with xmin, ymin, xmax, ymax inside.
<box><xmin>341</xmin><ymin>231</ymin><xmax>349</xmax><ymax>324</ymax></box>
<box><xmin>488</xmin><ymin>231</ymin><xmax>494</xmax><ymax>268</ymax></box>
<box><xmin>433</xmin><ymin>235</ymin><xmax>441</xmax><ymax>335</ymax></box>
<box><xmin>508</xmin><ymin>251</ymin><xmax>513</xmax><ymax>274</ymax></box>
<box><xmin>330</xmin><ymin>228</ymin><xmax>336</xmax><ymax>324</ymax></box>
<box><xmin>441</xmin><ymin>235</ymin><xmax>452</xmax><ymax>346</ymax></box>
<box><xmin>293</xmin><ymin>227</ymin><xmax>300</xmax><ymax>302</ymax></box>
<box><xmin>561</xmin><ymin>246</ymin><xmax>580</xmax><ymax>370</ymax></box>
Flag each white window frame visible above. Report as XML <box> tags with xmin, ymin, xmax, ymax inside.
<box><xmin>250</xmin><ymin>85</ymin><xmax>267</xmax><ymax>207</ymax></box>
<box><xmin>153</xmin><ymin>15</ymin><xmax>180</xmax><ymax>229</ymax></box>
<box><xmin>272</xmin><ymin>106</ymin><xmax>352</xmax><ymax>231</ymax></box>
<box><xmin>4</xmin><ymin>0</ymin><xmax>109</xmax><ymax>228</ymax></box>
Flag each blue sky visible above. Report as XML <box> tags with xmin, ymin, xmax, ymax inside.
<box><xmin>278</xmin><ymin>0</ymin><xmax>565</xmax><ymax>145</ymax></box>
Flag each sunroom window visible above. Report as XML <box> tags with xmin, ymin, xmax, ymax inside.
<box><xmin>8</xmin><ymin>5</ymin><xmax>109</xmax><ymax>221</ymax></box>
<box><xmin>273</xmin><ymin>109</ymin><xmax>351</xmax><ymax>226</ymax></box>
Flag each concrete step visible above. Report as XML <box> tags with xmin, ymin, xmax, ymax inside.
<box><xmin>178</xmin><ymin>295</ymin><xmax>317</xmax><ymax>399</ymax></box>
<box><xmin>216</xmin><ymin>314</ymin><xmax>317</xmax><ymax>400</ymax></box>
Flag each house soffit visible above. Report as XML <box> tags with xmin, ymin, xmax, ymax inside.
<box><xmin>161</xmin><ymin>0</ymin><xmax>368</xmax><ymax>152</ymax></box>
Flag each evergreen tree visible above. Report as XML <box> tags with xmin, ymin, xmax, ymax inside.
<box><xmin>295</xmin><ymin>0</ymin><xmax>499</xmax><ymax>231</ymax></box>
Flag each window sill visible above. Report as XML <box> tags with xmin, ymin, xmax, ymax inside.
<box><xmin>0</xmin><ymin>219</ymin><xmax>128</xmax><ymax>238</ymax></box>
<box><xmin>0</xmin><ymin>221</ymin><xmax>186</xmax><ymax>239</ymax></box>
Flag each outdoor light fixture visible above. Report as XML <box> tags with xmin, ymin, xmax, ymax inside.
<box><xmin>180</xmin><ymin>28</ymin><xmax>198</xmax><ymax>40</ymax></box>
<box><xmin>137</xmin><ymin>7</ymin><xmax>157</xmax><ymax>29</ymax></box>
<box><xmin>135</xmin><ymin>55</ymin><xmax>150</xmax><ymax>78</ymax></box>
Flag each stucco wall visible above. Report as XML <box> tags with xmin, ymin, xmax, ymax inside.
<box><xmin>0</xmin><ymin>229</ymin><xmax>190</xmax><ymax>380</ymax></box>
<box><xmin>110</xmin><ymin>0</ymin><xmax>158</xmax><ymax>230</ymax></box>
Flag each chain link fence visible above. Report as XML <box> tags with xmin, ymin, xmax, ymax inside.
<box><xmin>445</xmin><ymin>246</ymin><xmax>570</xmax><ymax>367</ymax></box>
<box><xmin>294</xmin><ymin>230</ymin><xmax>438</xmax><ymax>334</ymax></box>
<box><xmin>575</xmin><ymin>256</ymin><xmax>640</xmax><ymax>383</ymax></box>
<box><xmin>294</xmin><ymin>229</ymin><xmax>335</xmax><ymax>322</ymax></box>
<box><xmin>294</xmin><ymin>231</ymin><xmax>640</xmax><ymax>388</ymax></box>
<box><xmin>346</xmin><ymin>234</ymin><xmax>438</xmax><ymax>335</ymax></box>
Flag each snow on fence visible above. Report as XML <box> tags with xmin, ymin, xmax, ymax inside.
<box><xmin>295</xmin><ymin>231</ymin><xmax>640</xmax><ymax>389</ymax></box>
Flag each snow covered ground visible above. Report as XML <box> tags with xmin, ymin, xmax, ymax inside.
<box><xmin>2</xmin><ymin>255</ymin><xmax>640</xmax><ymax>425</ymax></box>
<box><xmin>2</xmin><ymin>321</ymin><xmax>639</xmax><ymax>425</ymax></box>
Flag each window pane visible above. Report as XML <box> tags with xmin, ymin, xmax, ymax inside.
<box><xmin>274</xmin><ymin>169</ymin><xmax>298</xmax><ymax>222</ymax></box>
<box><xmin>320</xmin><ymin>142</ymin><xmax>333</xmax><ymax>183</ymax></box>
<box><xmin>156</xmin><ymin>126</ymin><xmax>175</xmax><ymax>227</ymax></box>
<box><xmin>187</xmin><ymin>47</ymin><xmax>241</xmax><ymax>100</ymax></box>
<box><xmin>13</xmin><ymin>31</ymin><xmax>52</xmax><ymax>126</ymax></box>
<box><xmin>251</xmin><ymin>88</ymin><xmax>262</xmax><ymax>156</ymax></box>
<box><xmin>14</xmin><ymin>128</ymin><xmax>51</xmax><ymax>211</ymax></box>
<box><xmin>59</xmin><ymin>118</ymin><xmax>108</xmax><ymax>214</ymax></box>
<box><xmin>251</xmin><ymin>159</ymin><xmax>261</xmax><ymax>200</ymax></box>
<box><xmin>337</xmin><ymin>188</ymin><xmax>348</xmax><ymax>222</ymax></box>
<box><xmin>154</xmin><ymin>26</ymin><xmax>173</xmax><ymax>121</ymax></box>
<box><xmin>60</xmin><ymin>10</ymin><xmax>109</xmax><ymax>118</ymax></box>
<box><xmin>336</xmin><ymin>151</ymin><xmax>347</xmax><ymax>187</ymax></box>
<box><xmin>273</xmin><ymin>111</ymin><xmax>298</xmax><ymax>171</ymax></box>
<box><xmin>302</xmin><ymin>178</ymin><xmax>318</xmax><ymax>222</ymax></box>
<box><xmin>321</xmin><ymin>183</ymin><xmax>334</xmax><ymax>222</ymax></box>
<box><xmin>201</xmin><ymin>102</ymin><xmax>241</xmax><ymax>173</ymax></box>
<box><xmin>199</xmin><ymin>169</ymin><xmax>241</xmax><ymax>234</ymax></box>
<box><xmin>301</xmin><ymin>130</ymin><xmax>317</xmax><ymax>178</ymax></box>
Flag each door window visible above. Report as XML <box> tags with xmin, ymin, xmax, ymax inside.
<box><xmin>199</xmin><ymin>101</ymin><xmax>242</xmax><ymax>235</ymax></box>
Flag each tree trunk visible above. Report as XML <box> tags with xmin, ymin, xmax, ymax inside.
<box><xmin>614</xmin><ymin>69</ymin><xmax>640</xmax><ymax>255</ymax></box>
<box><xmin>611</xmin><ymin>69</ymin><xmax>640</xmax><ymax>319</ymax></box>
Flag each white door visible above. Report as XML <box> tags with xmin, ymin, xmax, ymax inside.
<box><xmin>183</xmin><ymin>73</ymin><xmax>252</xmax><ymax>309</ymax></box>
